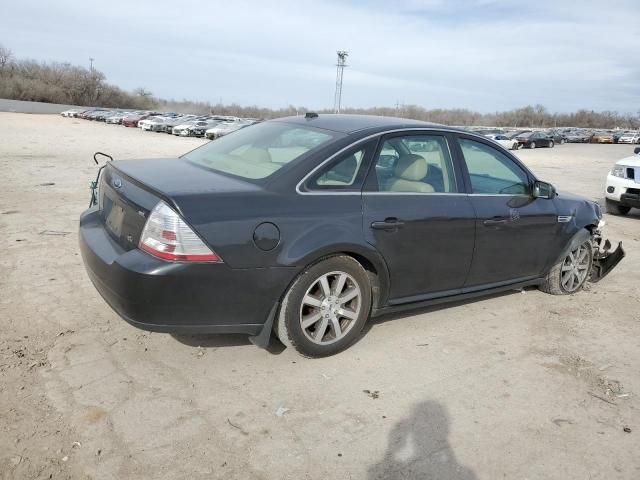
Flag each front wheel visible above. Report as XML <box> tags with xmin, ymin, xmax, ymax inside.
<box><xmin>549</xmin><ymin>141</ymin><xmax>554</xmax><ymax>148</ymax></box>
<box><xmin>539</xmin><ymin>240</ymin><xmax>593</xmax><ymax>295</ymax></box>
<box><xmin>275</xmin><ymin>256</ymin><xmax>372</xmax><ymax>357</ymax></box>
<box><xmin>530</xmin><ymin>142</ymin><xmax>536</xmax><ymax>149</ymax></box>
<box><xmin>605</xmin><ymin>198</ymin><xmax>631</xmax><ymax>215</ymax></box>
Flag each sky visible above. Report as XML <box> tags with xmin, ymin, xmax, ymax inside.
<box><xmin>1</xmin><ymin>0</ymin><xmax>639</xmax><ymax>113</ymax></box>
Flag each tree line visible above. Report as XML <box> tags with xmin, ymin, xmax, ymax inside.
<box><xmin>1</xmin><ymin>43</ymin><xmax>638</xmax><ymax>129</ymax></box>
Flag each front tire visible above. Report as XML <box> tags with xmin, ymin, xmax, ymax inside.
<box><xmin>275</xmin><ymin>256</ymin><xmax>372</xmax><ymax>357</ymax></box>
<box><xmin>530</xmin><ymin>142</ymin><xmax>536</xmax><ymax>149</ymax></box>
<box><xmin>549</xmin><ymin>141</ymin><xmax>554</xmax><ymax>148</ymax></box>
<box><xmin>605</xmin><ymin>198</ymin><xmax>631</xmax><ymax>215</ymax></box>
<box><xmin>540</xmin><ymin>239</ymin><xmax>593</xmax><ymax>295</ymax></box>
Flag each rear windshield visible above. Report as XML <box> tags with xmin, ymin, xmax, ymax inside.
<box><xmin>183</xmin><ymin>122</ymin><xmax>336</xmax><ymax>180</ymax></box>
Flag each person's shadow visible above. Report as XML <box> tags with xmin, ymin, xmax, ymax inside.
<box><xmin>368</xmin><ymin>400</ymin><xmax>477</xmax><ymax>480</ymax></box>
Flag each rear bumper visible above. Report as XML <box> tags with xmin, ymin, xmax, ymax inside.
<box><xmin>79</xmin><ymin>208</ymin><xmax>296</xmax><ymax>335</ymax></box>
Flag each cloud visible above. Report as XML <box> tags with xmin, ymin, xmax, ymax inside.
<box><xmin>1</xmin><ymin>0</ymin><xmax>638</xmax><ymax>112</ymax></box>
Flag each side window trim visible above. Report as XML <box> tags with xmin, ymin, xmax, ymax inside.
<box><xmin>363</xmin><ymin>131</ymin><xmax>462</xmax><ymax>194</ymax></box>
<box><xmin>453</xmin><ymin>133</ymin><xmax>536</xmax><ymax>196</ymax></box>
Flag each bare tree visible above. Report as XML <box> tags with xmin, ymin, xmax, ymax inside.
<box><xmin>0</xmin><ymin>44</ymin><xmax>13</xmax><ymax>68</ymax></box>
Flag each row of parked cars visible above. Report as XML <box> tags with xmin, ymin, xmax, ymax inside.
<box><xmin>60</xmin><ymin>108</ymin><xmax>261</xmax><ymax>139</ymax></box>
<box><xmin>473</xmin><ymin>127</ymin><xmax>640</xmax><ymax>149</ymax></box>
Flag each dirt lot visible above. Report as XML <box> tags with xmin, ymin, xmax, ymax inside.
<box><xmin>1</xmin><ymin>113</ymin><xmax>639</xmax><ymax>480</ymax></box>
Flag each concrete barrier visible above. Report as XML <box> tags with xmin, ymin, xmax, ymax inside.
<box><xmin>0</xmin><ymin>98</ymin><xmax>89</xmax><ymax>114</ymax></box>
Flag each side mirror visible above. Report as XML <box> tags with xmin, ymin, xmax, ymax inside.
<box><xmin>533</xmin><ymin>180</ymin><xmax>556</xmax><ymax>199</ymax></box>
<box><xmin>634</xmin><ymin>147</ymin><xmax>640</xmax><ymax>155</ymax></box>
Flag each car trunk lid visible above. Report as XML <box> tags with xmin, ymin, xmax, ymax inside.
<box><xmin>98</xmin><ymin>158</ymin><xmax>260</xmax><ymax>251</ymax></box>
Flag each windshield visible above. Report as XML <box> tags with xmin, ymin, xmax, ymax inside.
<box><xmin>183</xmin><ymin>121</ymin><xmax>336</xmax><ymax>180</ymax></box>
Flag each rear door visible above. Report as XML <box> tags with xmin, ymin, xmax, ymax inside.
<box><xmin>362</xmin><ymin>132</ymin><xmax>476</xmax><ymax>303</ymax></box>
<box><xmin>453</xmin><ymin>135</ymin><xmax>559</xmax><ymax>287</ymax></box>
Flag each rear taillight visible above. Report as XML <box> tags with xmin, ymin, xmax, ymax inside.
<box><xmin>139</xmin><ymin>201</ymin><xmax>222</xmax><ymax>262</ymax></box>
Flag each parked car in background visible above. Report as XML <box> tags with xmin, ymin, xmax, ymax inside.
<box><xmin>83</xmin><ymin>109</ymin><xmax>109</xmax><ymax>120</ymax></box>
<box><xmin>106</xmin><ymin>112</ymin><xmax>132</xmax><ymax>124</ymax></box>
<box><xmin>61</xmin><ymin>108</ymin><xmax>83</xmax><ymax>117</ymax></box>
<box><xmin>94</xmin><ymin>111</ymin><xmax>118</xmax><ymax>122</ymax></box>
<box><xmin>79</xmin><ymin>114</ymin><xmax>623</xmax><ymax>357</ymax></box>
<box><xmin>205</xmin><ymin>120</ymin><xmax>248</xmax><ymax>140</ymax></box>
<box><xmin>605</xmin><ymin>146</ymin><xmax>640</xmax><ymax>215</ymax></box>
<box><xmin>188</xmin><ymin>119</ymin><xmax>227</xmax><ymax>137</ymax></box>
<box><xmin>487</xmin><ymin>134</ymin><xmax>519</xmax><ymax>150</ymax></box>
<box><xmin>566</xmin><ymin>130</ymin><xmax>593</xmax><ymax>143</ymax></box>
<box><xmin>591</xmin><ymin>131</ymin><xmax>615</xmax><ymax>144</ymax></box>
<box><xmin>515</xmin><ymin>131</ymin><xmax>554</xmax><ymax>149</ymax></box>
<box><xmin>618</xmin><ymin>131</ymin><xmax>640</xmax><ymax>144</ymax></box>
<box><xmin>544</xmin><ymin>129</ymin><xmax>567</xmax><ymax>145</ymax></box>
<box><xmin>161</xmin><ymin>115</ymin><xmax>196</xmax><ymax>133</ymax></box>
<box><xmin>122</xmin><ymin>112</ymin><xmax>159</xmax><ymax>128</ymax></box>
<box><xmin>140</xmin><ymin>117</ymin><xmax>168</xmax><ymax>132</ymax></box>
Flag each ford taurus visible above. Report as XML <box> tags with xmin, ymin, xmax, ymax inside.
<box><xmin>79</xmin><ymin>114</ymin><xmax>624</xmax><ymax>357</ymax></box>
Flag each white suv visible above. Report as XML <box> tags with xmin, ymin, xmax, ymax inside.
<box><xmin>605</xmin><ymin>147</ymin><xmax>640</xmax><ymax>215</ymax></box>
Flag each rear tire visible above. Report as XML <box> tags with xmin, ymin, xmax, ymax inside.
<box><xmin>530</xmin><ymin>142</ymin><xmax>536</xmax><ymax>149</ymax></box>
<box><xmin>275</xmin><ymin>256</ymin><xmax>372</xmax><ymax>357</ymax></box>
<box><xmin>605</xmin><ymin>198</ymin><xmax>631</xmax><ymax>215</ymax></box>
<box><xmin>539</xmin><ymin>239</ymin><xmax>593</xmax><ymax>295</ymax></box>
<box><xmin>549</xmin><ymin>141</ymin><xmax>554</xmax><ymax>148</ymax></box>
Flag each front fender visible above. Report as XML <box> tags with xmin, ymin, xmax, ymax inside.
<box><xmin>551</xmin><ymin>227</ymin><xmax>591</xmax><ymax>269</ymax></box>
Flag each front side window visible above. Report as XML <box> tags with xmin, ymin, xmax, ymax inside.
<box><xmin>371</xmin><ymin>135</ymin><xmax>456</xmax><ymax>193</ymax></box>
<box><xmin>183</xmin><ymin>122</ymin><xmax>336</xmax><ymax>180</ymax></box>
<box><xmin>458</xmin><ymin>138</ymin><xmax>530</xmax><ymax>195</ymax></box>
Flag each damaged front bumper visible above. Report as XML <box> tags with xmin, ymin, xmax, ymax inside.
<box><xmin>591</xmin><ymin>227</ymin><xmax>625</xmax><ymax>282</ymax></box>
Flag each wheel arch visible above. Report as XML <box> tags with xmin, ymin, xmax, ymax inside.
<box><xmin>550</xmin><ymin>227</ymin><xmax>592</xmax><ymax>268</ymax></box>
<box><xmin>281</xmin><ymin>243</ymin><xmax>391</xmax><ymax>311</ymax></box>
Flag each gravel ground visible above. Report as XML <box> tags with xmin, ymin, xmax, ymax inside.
<box><xmin>1</xmin><ymin>113</ymin><xmax>639</xmax><ymax>480</ymax></box>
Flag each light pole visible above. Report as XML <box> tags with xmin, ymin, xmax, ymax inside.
<box><xmin>89</xmin><ymin>57</ymin><xmax>94</xmax><ymax>72</ymax></box>
<box><xmin>333</xmin><ymin>50</ymin><xmax>348</xmax><ymax>114</ymax></box>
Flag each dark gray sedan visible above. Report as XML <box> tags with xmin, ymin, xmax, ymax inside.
<box><xmin>79</xmin><ymin>114</ymin><xmax>623</xmax><ymax>357</ymax></box>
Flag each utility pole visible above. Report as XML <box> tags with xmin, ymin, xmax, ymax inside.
<box><xmin>89</xmin><ymin>57</ymin><xmax>94</xmax><ymax>72</ymax></box>
<box><xmin>333</xmin><ymin>50</ymin><xmax>348</xmax><ymax>114</ymax></box>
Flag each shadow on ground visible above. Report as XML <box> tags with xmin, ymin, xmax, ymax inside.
<box><xmin>368</xmin><ymin>400</ymin><xmax>477</xmax><ymax>480</ymax></box>
<box><xmin>170</xmin><ymin>332</ymin><xmax>286</xmax><ymax>354</ymax></box>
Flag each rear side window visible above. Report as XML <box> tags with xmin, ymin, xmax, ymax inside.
<box><xmin>306</xmin><ymin>141</ymin><xmax>375</xmax><ymax>191</ymax></box>
<box><xmin>458</xmin><ymin>138</ymin><xmax>530</xmax><ymax>195</ymax></box>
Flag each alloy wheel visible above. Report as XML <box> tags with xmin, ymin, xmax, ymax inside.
<box><xmin>561</xmin><ymin>244</ymin><xmax>591</xmax><ymax>292</ymax></box>
<box><xmin>299</xmin><ymin>271</ymin><xmax>362</xmax><ymax>345</ymax></box>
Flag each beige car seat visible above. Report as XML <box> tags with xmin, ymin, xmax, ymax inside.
<box><xmin>386</xmin><ymin>154</ymin><xmax>434</xmax><ymax>193</ymax></box>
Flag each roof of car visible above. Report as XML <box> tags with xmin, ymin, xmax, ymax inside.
<box><xmin>273</xmin><ymin>114</ymin><xmax>445</xmax><ymax>134</ymax></box>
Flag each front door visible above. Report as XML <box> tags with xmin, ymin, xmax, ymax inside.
<box><xmin>454</xmin><ymin>136</ymin><xmax>559</xmax><ymax>287</ymax></box>
<box><xmin>362</xmin><ymin>132</ymin><xmax>476</xmax><ymax>303</ymax></box>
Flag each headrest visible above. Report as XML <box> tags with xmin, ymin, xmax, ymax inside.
<box><xmin>243</xmin><ymin>147</ymin><xmax>272</xmax><ymax>163</ymax></box>
<box><xmin>394</xmin><ymin>154</ymin><xmax>428</xmax><ymax>181</ymax></box>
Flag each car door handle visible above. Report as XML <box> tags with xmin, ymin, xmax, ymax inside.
<box><xmin>371</xmin><ymin>218</ymin><xmax>405</xmax><ymax>230</ymax></box>
<box><xmin>483</xmin><ymin>217</ymin><xmax>507</xmax><ymax>226</ymax></box>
